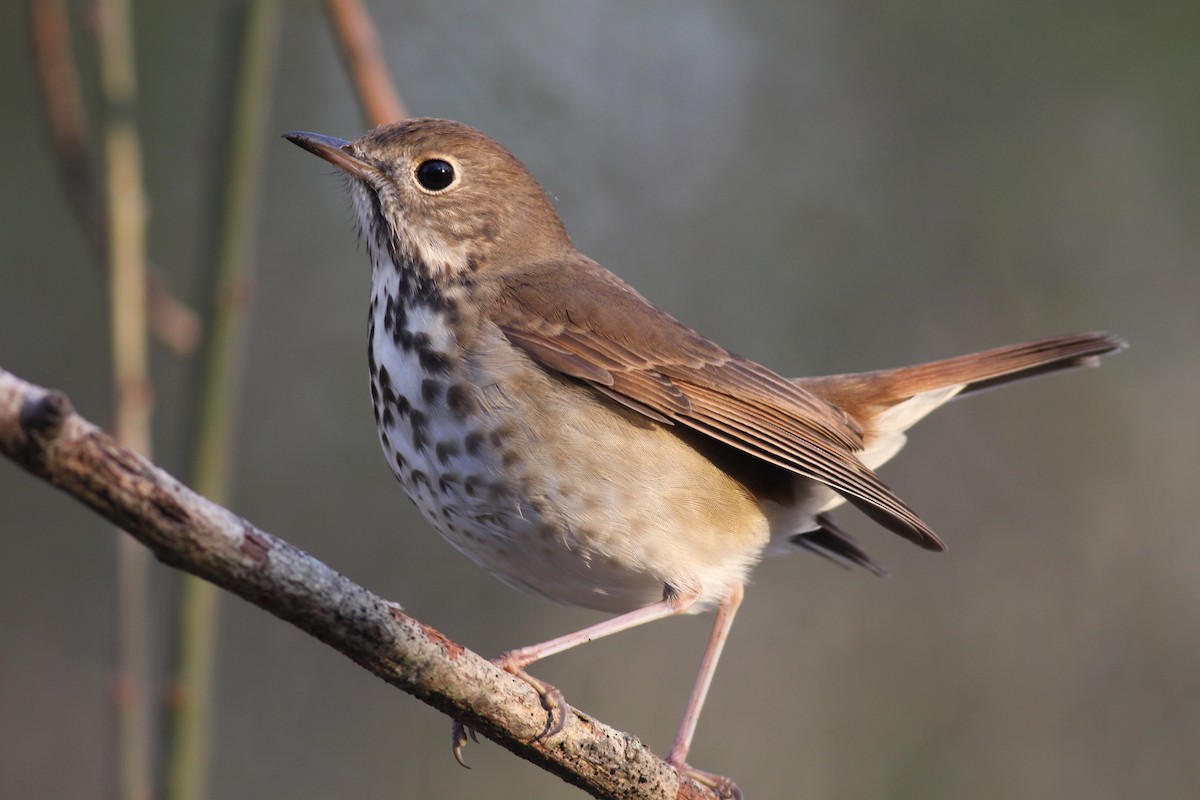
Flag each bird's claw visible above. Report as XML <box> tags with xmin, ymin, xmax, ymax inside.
<box><xmin>674</xmin><ymin>762</ymin><xmax>743</xmax><ymax>800</ymax></box>
<box><xmin>451</xmin><ymin>720</ymin><xmax>479</xmax><ymax>768</ymax></box>
<box><xmin>523</xmin><ymin>674</ymin><xmax>568</xmax><ymax>740</ymax></box>
<box><xmin>448</xmin><ymin>660</ymin><xmax>570</xmax><ymax>766</ymax></box>
<box><xmin>493</xmin><ymin>650</ymin><xmax>570</xmax><ymax>740</ymax></box>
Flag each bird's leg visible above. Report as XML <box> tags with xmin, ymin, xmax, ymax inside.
<box><xmin>668</xmin><ymin>584</ymin><xmax>745</xmax><ymax>799</ymax></box>
<box><xmin>453</xmin><ymin>587</ymin><xmax>699</xmax><ymax>765</ymax></box>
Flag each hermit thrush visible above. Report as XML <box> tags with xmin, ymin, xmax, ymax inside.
<box><xmin>286</xmin><ymin>118</ymin><xmax>1124</xmax><ymax>797</ymax></box>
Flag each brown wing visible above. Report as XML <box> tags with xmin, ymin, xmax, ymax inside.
<box><xmin>487</xmin><ymin>258</ymin><xmax>946</xmax><ymax>551</ymax></box>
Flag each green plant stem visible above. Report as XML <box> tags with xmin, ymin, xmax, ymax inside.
<box><xmin>165</xmin><ymin>3</ymin><xmax>283</xmax><ymax>799</ymax></box>
<box><xmin>97</xmin><ymin>0</ymin><xmax>153</xmax><ymax>798</ymax></box>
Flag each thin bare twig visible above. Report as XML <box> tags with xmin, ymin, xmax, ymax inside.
<box><xmin>322</xmin><ymin>0</ymin><xmax>407</xmax><ymax>126</ymax></box>
<box><xmin>147</xmin><ymin>269</ymin><xmax>202</xmax><ymax>356</ymax></box>
<box><xmin>0</xmin><ymin>365</ymin><xmax>718</xmax><ymax>800</ymax></box>
<box><xmin>28</xmin><ymin>0</ymin><xmax>200</xmax><ymax>356</ymax></box>
<box><xmin>28</xmin><ymin>0</ymin><xmax>106</xmax><ymax>256</ymax></box>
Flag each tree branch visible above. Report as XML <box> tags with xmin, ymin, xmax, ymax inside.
<box><xmin>0</xmin><ymin>364</ymin><xmax>717</xmax><ymax>800</ymax></box>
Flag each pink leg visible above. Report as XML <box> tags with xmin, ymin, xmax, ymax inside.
<box><xmin>668</xmin><ymin>584</ymin><xmax>745</xmax><ymax>799</ymax></box>
<box><xmin>499</xmin><ymin>588</ymin><xmax>699</xmax><ymax>669</ymax></box>
<box><xmin>453</xmin><ymin>588</ymin><xmax>699</xmax><ymax>765</ymax></box>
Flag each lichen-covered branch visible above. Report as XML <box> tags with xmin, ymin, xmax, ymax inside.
<box><xmin>0</xmin><ymin>365</ymin><xmax>717</xmax><ymax>800</ymax></box>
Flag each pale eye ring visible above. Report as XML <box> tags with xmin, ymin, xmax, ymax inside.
<box><xmin>415</xmin><ymin>158</ymin><xmax>456</xmax><ymax>192</ymax></box>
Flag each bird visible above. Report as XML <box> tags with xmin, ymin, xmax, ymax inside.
<box><xmin>285</xmin><ymin>117</ymin><xmax>1125</xmax><ymax>798</ymax></box>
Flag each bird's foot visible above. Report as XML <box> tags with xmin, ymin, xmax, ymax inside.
<box><xmin>672</xmin><ymin>760</ymin><xmax>743</xmax><ymax>800</ymax></box>
<box><xmin>493</xmin><ymin>647</ymin><xmax>570</xmax><ymax>739</ymax></box>
<box><xmin>450</xmin><ymin>655</ymin><xmax>570</xmax><ymax>767</ymax></box>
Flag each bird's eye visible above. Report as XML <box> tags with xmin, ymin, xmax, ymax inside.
<box><xmin>415</xmin><ymin>159</ymin><xmax>456</xmax><ymax>192</ymax></box>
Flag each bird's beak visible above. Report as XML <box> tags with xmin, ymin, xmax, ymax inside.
<box><xmin>284</xmin><ymin>131</ymin><xmax>373</xmax><ymax>179</ymax></box>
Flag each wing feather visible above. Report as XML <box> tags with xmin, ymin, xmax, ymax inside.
<box><xmin>487</xmin><ymin>260</ymin><xmax>945</xmax><ymax>550</ymax></box>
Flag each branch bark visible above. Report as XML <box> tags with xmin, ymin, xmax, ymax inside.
<box><xmin>0</xmin><ymin>364</ymin><xmax>717</xmax><ymax>800</ymax></box>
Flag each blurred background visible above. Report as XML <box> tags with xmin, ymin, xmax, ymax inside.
<box><xmin>1</xmin><ymin>1</ymin><xmax>1197</xmax><ymax>798</ymax></box>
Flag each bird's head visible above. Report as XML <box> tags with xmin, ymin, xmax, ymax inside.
<box><xmin>286</xmin><ymin>118</ymin><xmax>572</xmax><ymax>281</ymax></box>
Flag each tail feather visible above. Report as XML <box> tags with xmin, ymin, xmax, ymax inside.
<box><xmin>796</xmin><ymin>331</ymin><xmax>1126</xmax><ymax>474</ymax></box>
<box><xmin>796</xmin><ymin>331</ymin><xmax>1126</xmax><ymax>432</ymax></box>
<box><xmin>789</xmin><ymin>332</ymin><xmax>1124</xmax><ymax>571</ymax></box>
<box><xmin>791</xmin><ymin>513</ymin><xmax>888</xmax><ymax>576</ymax></box>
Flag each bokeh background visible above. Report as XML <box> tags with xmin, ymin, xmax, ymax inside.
<box><xmin>2</xmin><ymin>2</ymin><xmax>1197</xmax><ymax>798</ymax></box>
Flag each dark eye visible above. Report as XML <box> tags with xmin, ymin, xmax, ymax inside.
<box><xmin>416</xmin><ymin>159</ymin><xmax>455</xmax><ymax>191</ymax></box>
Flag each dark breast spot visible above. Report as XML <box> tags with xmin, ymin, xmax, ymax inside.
<box><xmin>410</xmin><ymin>409</ymin><xmax>429</xmax><ymax>452</ymax></box>
<box><xmin>417</xmin><ymin>346</ymin><xmax>452</xmax><ymax>375</ymax></box>
<box><xmin>421</xmin><ymin>378</ymin><xmax>444</xmax><ymax>403</ymax></box>
<box><xmin>435</xmin><ymin>440</ymin><xmax>461</xmax><ymax>466</ymax></box>
<box><xmin>367</xmin><ymin>320</ymin><xmax>378</xmax><ymax>374</ymax></box>
<box><xmin>464</xmin><ymin>431</ymin><xmax>485</xmax><ymax>455</ymax></box>
<box><xmin>394</xmin><ymin>302</ymin><xmax>410</xmax><ymax>343</ymax></box>
<box><xmin>394</xmin><ymin>394</ymin><xmax>412</xmax><ymax>419</ymax></box>
<box><xmin>383</xmin><ymin>295</ymin><xmax>395</xmax><ymax>335</ymax></box>
<box><xmin>445</xmin><ymin>383</ymin><xmax>476</xmax><ymax>418</ymax></box>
